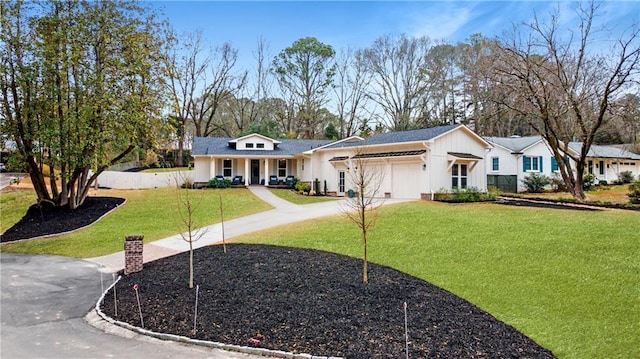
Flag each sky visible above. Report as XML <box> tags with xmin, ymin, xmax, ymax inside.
<box><xmin>149</xmin><ymin>0</ymin><xmax>640</xmax><ymax>70</ymax></box>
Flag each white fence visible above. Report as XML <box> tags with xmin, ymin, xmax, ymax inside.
<box><xmin>97</xmin><ymin>170</ymin><xmax>195</xmax><ymax>189</ymax></box>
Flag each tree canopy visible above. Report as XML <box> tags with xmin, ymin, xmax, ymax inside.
<box><xmin>1</xmin><ymin>0</ymin><xmax>168</xmax><ymax>209</ymax></box>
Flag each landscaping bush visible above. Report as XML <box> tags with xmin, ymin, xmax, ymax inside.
<box><xmin>550</xmin><ymin>175</ymin><xmax>568</xmax><ymax>192</ymax></box>
<box><xmin>628</xmin><ymin>180</ymin><xmax>640</xmax><ymax>204</ymax></box>
<box><xmin>597</xmin><ymin>180</ymin><xmax>608</xmax><ymax>186</ymax></box>
<box><xmin>208</xmin><ymin>178</ymin><xmax>231</xmax><ymax>188</ymax></box>
<box><xmin>617</xmin><ymin>170</ymin><xmax>635</xmax><ymax>184</ymax></box>
<box><xmin>434</xmin><ymin>187</ymin><xmax>497</xmax><ymax>203</ymax></box>
<box><xmin>433</xmin><ymin>188</ymin><xmax>453</xmax><ymax>201</ymax></box>
<box><xmin>522</xmin><ymin>173</ymin><xmax>551</xmax><ymax>193</ymax></box>
<box><xmin>295</xmin><ymin>181</ymin><xmax>311</xmax><ymax>194</ymax></box>
<box><xmin>583</xmin><ymin>173</ymin><xmax>596</xmax><ymax>191</ymax></box>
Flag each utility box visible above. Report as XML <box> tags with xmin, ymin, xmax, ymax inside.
<box><xmin>124</xmin><ymin>235</ymin><xmax>144</xmax><ymax>275</ymax></box>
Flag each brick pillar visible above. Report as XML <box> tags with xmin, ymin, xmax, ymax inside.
<box><xmin>124</xmin><ymin>235</ymin><xmax>144</xmax><ymax>275</ymax></box>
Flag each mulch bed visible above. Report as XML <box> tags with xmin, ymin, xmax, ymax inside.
<box><xmin>3</xmin><ymin>195</ymin><xmax>555</xmax><ymax>357</ymax></box>
<box><xmin>0</xmin><ymin>196</ymin><xmax>124</xmax><ymax>242</ymax></box>
<box><xmin>101</xmin><ymin>244</ymin><xmax>555</xmax><ymax>358</ymax></box>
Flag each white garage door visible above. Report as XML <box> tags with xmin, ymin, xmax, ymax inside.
<box><xmin>392</xmin><ymin>163</ymin><xmax>421</xmax><ymax>199</ymax></box>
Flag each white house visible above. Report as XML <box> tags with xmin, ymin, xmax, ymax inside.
<box><xmin>569</xmin><ymin>142</ymin><xmax>640</xmax><ymax>183</ymax></box>
<box><xmin>192</xmin><ymin>124</ymin><xmax>492</xmax><ymax>199</ymax></box>
<box><xmin>485</xmin><ymin>136</ymin><xmax>640</xmax><ymax>192</ymax></box>
<box><xmin>484</xmin><ymin>136</ymin><xmax>558</xmax><ymax>192</ymax></box>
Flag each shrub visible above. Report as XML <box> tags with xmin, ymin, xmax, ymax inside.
<box><xmin>208</xmin><ymin>178</ymin><xmax>231</xmax><ymax>188</ymax></box>
<box><xmin>583</xmin><ymin>173</ymin><xmax>596</xmax><ymax>191</ymax></box>
<box><xmin>433</xmin><ymin>187</ymin><xmax>496</xmax><ymax>203</ymax></box>
<box><xmin>433</xmin><ymin>188</ymin><xmax>453</xmax><ymax>201</ymax></box>
<box><xmin>628</xmin><ymin>180</ymin><xmax>640</xmax><ymax>204</ymax></box>
<box><xmin>618</xmin><ymin>171</ymin><xmax>635</xmax><ymax>184</ymax></box>
<box><xmin>522</xmin><ymin>173</ymin><xmax>551</xmax><ymax>193</ymax></box>
<box><xmin>295</xmin><ymin>181</ymin><xmax>310</xmax><ymax>194</ymax></box>
<box><xmin>550</xmin><ymin>175</ymin><xmax>568</xmax><ymax>192</ymax></box>
<box><xmin>181</xmin><ymin>180</ymin><xmax>193</xmax><ymax>189</ymax></box>
<box><xmin>289</xmin><ymin>177</ymin><xmax>299</xmax><ymax>189</ymax></box>
<box><xmin>598</xmin><ymin>180</ymin><xmax>608</xmax><ymax>186</ymax></box>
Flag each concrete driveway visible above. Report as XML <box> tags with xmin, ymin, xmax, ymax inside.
<box><xmin>0</xmin><ymin>253</ymin><xmax>259</xmax><ymax>358</ymax></box>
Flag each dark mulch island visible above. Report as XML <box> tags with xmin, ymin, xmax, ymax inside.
<box><xmin>102</xmin><ymin>244</ymin><xmax>555</xmax><ymax>358</ymax></box>
<box><xmin>0</xmin><ymin>196</ymin><xmax>124</xmax><ymax>242</ymax></box>
<box><xmin>3</xmin><ymin>196</ymin><xmax>555</xmax><ymax>357</ymax></box>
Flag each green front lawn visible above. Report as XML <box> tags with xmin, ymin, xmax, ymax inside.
<box><xmin>1</xmin><ymin>188</ymin><xmax>272</xmax><ymax>258</ymax></box>
<box><xmin>232</xmin><ymin>201</ymin><xmax>640</xmax><ymax>359</ymax></box>
<box><xmin>268</xmin><ymin>188</ymin><xmax>339</xmax><ymax>205</ymax></box>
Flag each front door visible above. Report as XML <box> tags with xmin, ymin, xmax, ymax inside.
<box><xmin>338</xmin><ymin>170</ymin><xmax>345</xmax><ymax>195</ymax></box>
<box><xmin>251</xmin><ymin>159</ymin><xmax>260</xmax><ymax>185</ymax></box>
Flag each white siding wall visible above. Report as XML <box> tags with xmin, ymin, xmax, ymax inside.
<box><xmin>485</xmin><ymin>146</ymin><xmax>518</xmax><ymax>176</ymax></box>
<box><xmin>517</xmin><ymin>142</ymin><xmax>559</xmax><ymax>191</ymax></box>
<box><xmin>236</xmin><ymin>135</ymin><xmax>275</xmax><ymax>150</ymax></box>
<box><xmin>429</xmin><ymin>129</ymin><xmax>488</xmax><ymax>192</ymax></box>
<box><xmin>193</xmin><ymin>157</ymin><xmax>211</xmax><ymax>183</ymax></box>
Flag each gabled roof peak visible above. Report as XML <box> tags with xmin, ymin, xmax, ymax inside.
<box><xmin>228</xmin><ymin>133</ymin><xmax>281</xmax><ymax>144</ymax></box>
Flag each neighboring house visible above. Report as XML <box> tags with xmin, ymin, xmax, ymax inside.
<box><xmin>192</xmin><ymin>124</ymin><xmax>492</xmax><ymax>199</ymax></box>
<box><xmin>484</xmin><ymin>135</ymin><xmax>556</xmax><ymax>193</ymax></box>
<box><xmin>485</xmin><ymin>135</ymin><xmax>640</xmax><ymax>192</ymax></box>
<box><xmin>568</xmin><ymin>142</ymin><xmax>640</xmax><ymax>183</ymax></box>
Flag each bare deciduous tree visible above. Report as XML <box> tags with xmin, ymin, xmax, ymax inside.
<box><xmin>333</xmin><ymin>47</ymin><xmax>372</xmax><ymax>138</ymax></box>
<box><xmin>362</xmin><ymin>34</ymin><xmax>433</xmax><ymax>131</ymax></box>
<box><xmin>164</xmin><ymin>30</ymin><xmax>208</xmax><ymax>167</ymax></box>
<box><xmin>171</xmin><ymin>173</ymin><xmax>206</xmax><ymax>289</ymax></box>
<box><xmin>342</xmin><ymin>148</ymin><xmax>385</xmax><ymax>285</ymax></box>
<box><xmin>191</xmin><ymin>42</ymin><xmax>247</xmax><ymax>138</ymax></box>
<box><xmin>491</xmin><ymin>1</ymin><xmax>640</xmax><ymax>200</ymax></box>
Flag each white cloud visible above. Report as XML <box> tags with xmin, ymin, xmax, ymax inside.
<box><xmin>402</xmin><ymin>3</ymin><xmax>476</xmax><ymax>41</ymax></box>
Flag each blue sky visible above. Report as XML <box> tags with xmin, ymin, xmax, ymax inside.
<box><xmin>150</xmin><ymin>1</ymin><xmax>640</xmax><ymax>69</ymax></box>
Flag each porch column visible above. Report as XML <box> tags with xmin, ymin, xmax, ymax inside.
<box><xmin>209</xmin><ymin>156</ymin><xmax>216</xmax><ymax>180</ymax></box>
<box><xmin>264</xmin><ymin>159</ymin><xmax>269</xmax><ymax>186</ymax></box>
<box><xmin>244</xmin><ymin>158</ymin><xmax>250</xmax><ymax>186</ymax></box>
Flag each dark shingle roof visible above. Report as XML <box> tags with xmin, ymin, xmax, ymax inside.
<box><xmin>325</xmin><ymin>124</ymin><xmax>461</xmax><ymax>149</ymax></box>
<box><xmin>192</xmin><ymin>137</ymin><xmax>332</xmax><ymax>157</ymax></box>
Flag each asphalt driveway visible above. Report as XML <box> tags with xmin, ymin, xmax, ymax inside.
<box><xmin>0</xmin><ymin>253</ymin><xmax>257</xmax><ymax>358</ymax></box>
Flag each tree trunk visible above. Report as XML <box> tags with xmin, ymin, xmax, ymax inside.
<box><xmin>362</xmin><ymin>229</ymin><xmax>368</xmax><ymax>285</ymax></box>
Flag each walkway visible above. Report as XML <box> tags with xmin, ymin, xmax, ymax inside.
<box><xmin>87</xmin><ymin>186</ymin><xmax>412</xmax><ymax>272</ymax></box>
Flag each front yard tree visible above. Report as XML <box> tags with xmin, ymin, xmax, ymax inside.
<box><xmin>171</xmin><ymin>173</ymin><xmax>206</xmax><ymax>289</ymax></box>
<box><xmin>491</xmin><ymin>1</ymin><xmax>640</xmax><ymax>200</ymax></box>
<box><xmin>342</xmin><ymin>149</ymin><xmax>385</xmax><ymax>285</ymax></box>
<box><xmin>1</xmin><ymin>0</ymin><xmax>167</xmax><ymax>209</ymax></box>
<box><xmin>272</xmin><ymin>37</ymin><xmax>336</xmax><ymax>139</ymax></box>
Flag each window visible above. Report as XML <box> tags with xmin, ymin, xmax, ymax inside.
<box><xmin>278</xmin><ymin>159</ymin><xmax>287</xmax><ymax>177</ymax></box>
<box><xmin>523</xmin><ymin>156</ymin><xmax>542</xmax><ymax>172</ymax></box>
<box><xmin>223</xmin><ymin>159</ymin><xmax>232</xmax><ymax>177</ymax></box>
<box><xmin>246</xmin><ymin>143</ymin><xmax>254</xmax><ymax>149</ymax></box>
<box><xmin>491</xmin><ymin>157</ymin><xmax>499</xmax><ymax>171</ymax></box>
<box><xmin>452</xmin><ymin>164</ymin><xmax>467</xmax><ymax>189</ymax></box>
<box><xmin>599</xmin><ymin>160</ymin><xmax>604</xmax><ymax>175</ymax></box>
<box><xmin>256</xmin><ymin>143</ymin><xmax>265</xmax><ymax>149</ymax></box>
<box><xmin>302</xmin><ymin>159</ymin><xmax>305</xmax><ymax>171</ymax></box>
<box><xmin>551</xmin><ymin>157</ymin><xmax>558</xmax><ymax>172</ymax></box>
<box><xmin>338</xmin><ymin>171</ymin><xmax>345</xmax><ymax>193</ymax></box>
<box><xmin>588</xmin><ymin>160</ymin><xmax>593</xmax><ymax>174</ymax></box>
